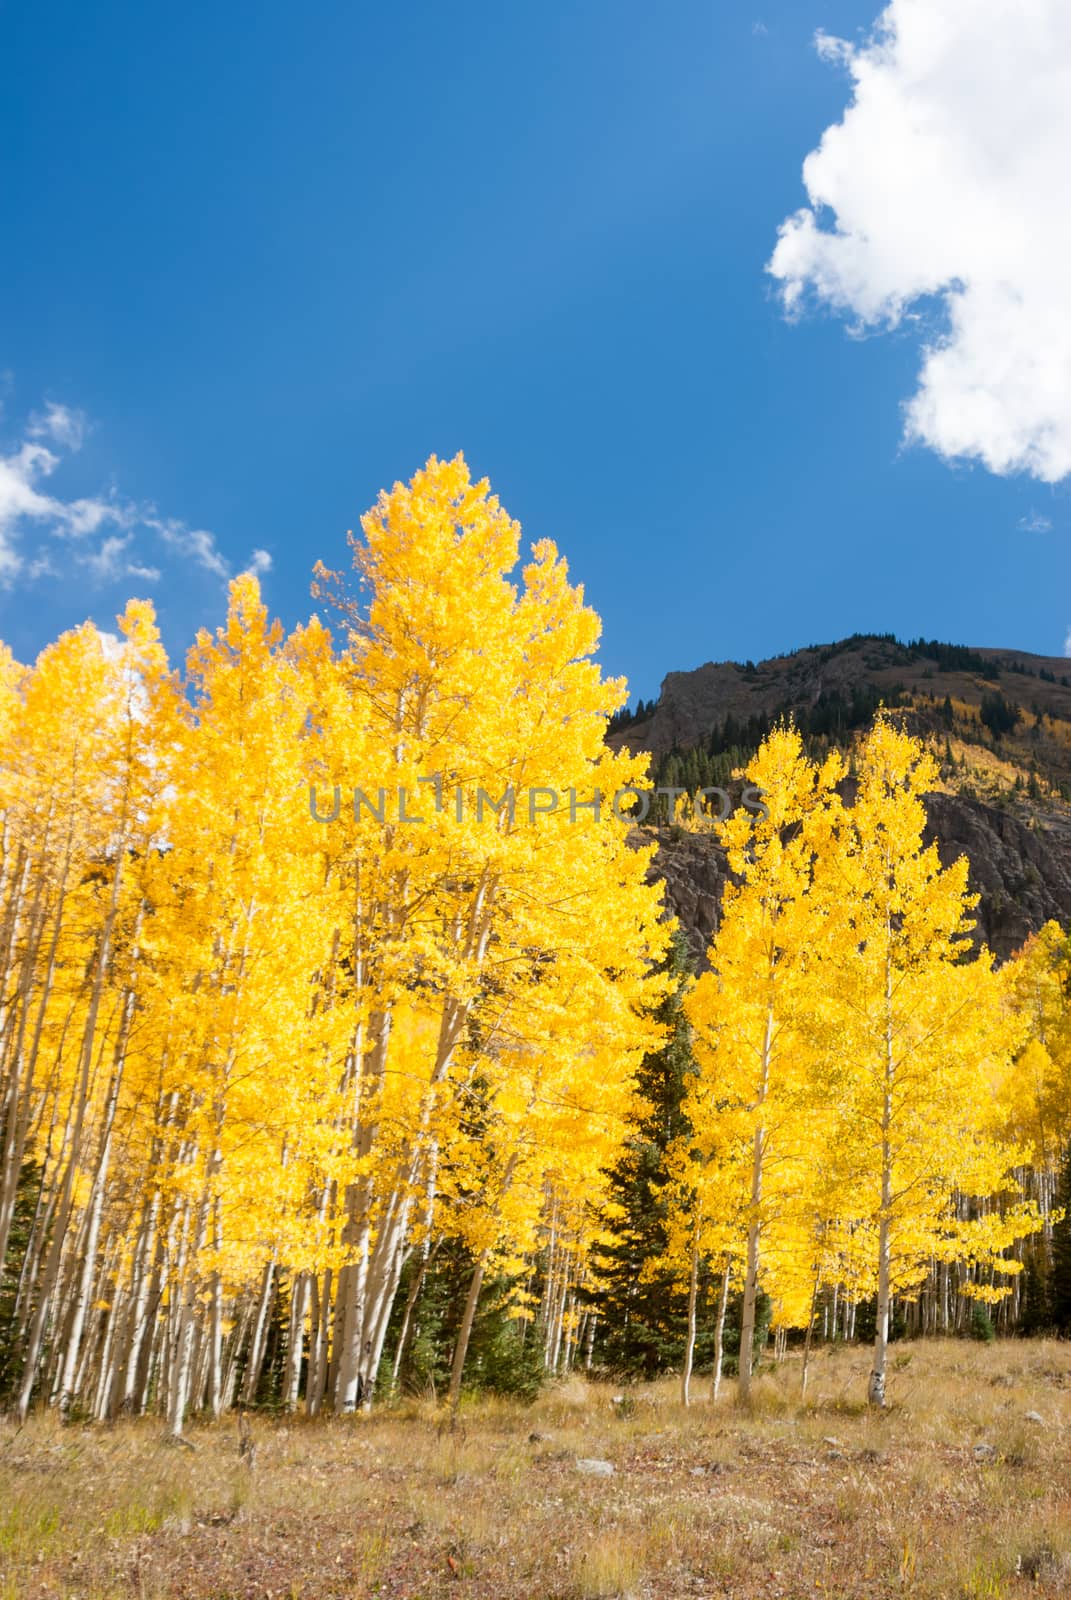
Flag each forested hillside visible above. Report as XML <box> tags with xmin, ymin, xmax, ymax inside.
<box><xmin>611</xmin><ymin>634</ymin><xmax>1071</xmax><ymax>964</ymax></box>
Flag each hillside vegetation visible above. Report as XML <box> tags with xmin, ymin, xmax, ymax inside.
<box><xmin>611</xmin><ymin>632</ymin><xmax>1071</xmax><ymax>819</ymax></box>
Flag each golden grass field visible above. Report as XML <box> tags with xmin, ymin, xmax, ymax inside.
<box><xmin>2</xmin><ymin>1340</ymin><xmax>1071</xmax><ymax>1600</ymax></box>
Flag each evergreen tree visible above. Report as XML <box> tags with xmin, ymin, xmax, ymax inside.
<box><xmin>380</xmin><ymin>1240</ymin><xmax>544</xmax><ymax>1403</ymax></box>
<box><xmin>980</xmin><ymin>691</ymin><xmax>1020</xmax><ymax>739</ymax></box>
<box><xmin>1051</xmin><ymin>1144</ymin><xmax>1071</xmax><ymax>1336</ymax></box>
<box><xmin>1018</xmin><ymin>1246</ymin><xmax>1050</xmax><ymax>1338</ymax></box>
<box><xmin>589</xmin><ymin>931</ymin><xmax>697</xmax><ymax>1377</ymax></box>
<box><xmin>0</xmin><ymin>1157</ymin><xmax>42</xmax><ymax>1402</ymax></box>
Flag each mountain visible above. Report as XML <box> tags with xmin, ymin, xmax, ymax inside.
<box><xmin>613</xmin><ymin>635</ymin><xmax>1071</xmax><ymax>966</ymax></box>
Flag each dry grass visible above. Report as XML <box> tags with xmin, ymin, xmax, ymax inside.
<box><xmin>3</xmin><ymin>1340</ymin><xmax>1071</xmax><ymax>1598</ymax></box>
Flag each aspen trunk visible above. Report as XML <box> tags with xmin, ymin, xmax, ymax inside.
<box><xmin>284</xmin><ymin>1271</ymin><xmax>309</xmax><ymax>1412</ymax></box>
<box><xmin>167</xmin><ymin>1176</ymin><xmax>213</xmax><ymax>1435</ymax></box>
<box><xmin>800</xmin><ymin>1272</ymin><xmax>820</xmax><ymax>1398</ymax></box>
<box><xmin>15</xmin><ymin>1167</ymin><xmax>77</xmax><ymax>1420</ymax></box>
<box><xmin>167</xmin><ymin>1296</ymin><xmax>197</xmax><ymax>1436</ymax></box>
<box><xmin>130</xmin><ymin>1228</ymin><xmax>165</xmax><ymax>1416</ymax></box>
<box><xmin>306</xmin><ymin>1268</ymin><xmax>332</xmax><ymax>1417</ymax></box>
<box><xmin>739</xmin><ymin>1004</ymin><xmax>773</xmax><ymax>1404</ymax></box>
<box><xmin>444</xmin><ymin>1146</ymin><xmax>522</xmax><ymax>1411</ymax></box>
<box><xmin>680</xmin><ymin>1231</ymin><xmax>699</xmax><ymax>1408</ymax></box>
<box><xmin>584</xmin><ymin>1310</ymin><xmax>597</xmax><ymax>1372</ymax></box>
<box><xmin>14</xmin><ymin>843</ymin><xmax>126</xmax><ymax>1419</ymax></box>
<box><xmin>868</xmin><ymin>948</ymin><xmax>895</xmax><ymax>1409</ymax></box>
<box><xmin>447</xmin><ymin>1249</ymin><xmax>488</xmax><ymax>1414</ymax></box>
<box><xmin>241</xmin><ymin>1259</ymin><xmax>276</xmax><ymax>1406</ymax></box>
<box><xmin>391</xmin><ymin>1245</ymin><xmax>435</xmax><ymax>1395</ymax></box>
<box><xmin>53</xmin><ymin>1066</ymin><xmax>123</xmax><ymax>1413</ymax></box>
<box><xmin>334</xmin><ymin>1174</ymin><xmax>377</xmax><ymax>1409</ymax></box>
<box><xmin>869</xmin><ymin>1203</ymin><xmax>892</xmax><ymax>1406</ymax></box>
<box><xmin>208</xmin><ymin>1267</ymin><xmax>224</xmax><ymax>1419</ymax></box>
<box><xmin>711</xmin><ymin>1256</ymin><xmax>731</xmax><ymax>1403</ymax></box>
<box><xmin>548</xmin><ymin>1261</ymin><xmax>570</xmax><ymax>1373</ymax></box>
<box><xmin>92</xmin><ymin>1289</ymin><xmax>120</xmax><ymax>1420</ymax></box>
<box><xmin>222</xmin><ymin>1300</ymin><xmax>253</xmax><ymax>1412</ymax></box>
<box><xmin>0</xmin><ymin>865</ymin><xmax>64</xmax><ymax>1274</ymax></box>
<box><xmin>360</xmin><ymin>1220</ymin><xmax>415</xmax><ymax>1411</ymax></box>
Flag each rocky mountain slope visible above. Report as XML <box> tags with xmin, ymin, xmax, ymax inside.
<box><xmin>614</xmin><ymin>635</ymin><xmax>1071</xmax><ymax>966</ymax></box>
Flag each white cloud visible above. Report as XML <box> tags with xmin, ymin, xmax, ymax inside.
<box><xmin>1018</xmin><ymin>511</ymin><xmax>1053</xmax><ymax>534</ymax></box>
<box><xmin>1064</xmin><ymin>627</ymin><xmax>1071</xmax><ymax>659</ymax></box>
<box><xmin>28</xmin><ymin>402</ymin><xmax>88</xmax><ymax>452</ymax></box>
<box><xmin>0</xmin><ymin>435</ymin><xmax>128</xmax><ymax>582</ymax></box>
<box><xmin>244</xmin><ymin>548</ymin><xmax>272</xmax><ymax>577</ymax></box>
<box><xmin>148</xmin><ymin>515</ymin><xmax>231</xmax><ymax>580</ymax></box>
<box><xmin>0</xmin><ymin>385</ymin><xmax>256</xmax><ymax>593</ymax></box>
<box><xmin>78</xmin><ymin>534</ymin><xmax>161</xmax><ymax>585</ymax></box>
<box><xmin>147</xmin><ymin>519</ymin><xmax>271</xmax><ymax>586</ymax></box>
<box><xmin>80</xmin><ymin>536</ymin><xmax>133</xmax><ymax>583</ymax></box>
<box><xmin>25</xmin><ymin>551</ymin><xmax>58</xmax><ymax>581</ymax></box>
<box><xmin>768</xmin><ymin>0</ymin><xmax>1071</xmax><ymax>483</ymax></box>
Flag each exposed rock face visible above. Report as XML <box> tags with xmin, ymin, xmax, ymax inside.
<box><xmin>922</xmin><ymin>793</ymin><xmax>1071</xmax><ymax>960</ymax></box>
<box><xmin>639</xmin><ymin>826</ymin><xmax>730</xmax><ymax>972</ymax></box>
<box><xmin>642</xmin><ymin>792</ymin><xmax>1071</xmax><ymax>970</ymax></box>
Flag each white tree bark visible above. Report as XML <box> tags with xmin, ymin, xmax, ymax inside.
<box><xmin>739</xmin><ymin>1004</ymin><xmax>773</xmax><ymax>1403</ymax></box>
<box><xmin>868</xmin><ymin>945</ymin><xmax>895</xmax><ymax>1409</ymax></box>
<box><xmin>681</xmin><ymin>1230</ymin><xmax>699</xmax><ymax>1408</ymax></box>
<box><xmin>711</xmin><ymin>1256</ymin><xmax>731</xmax><ymax>1403</ymax></box>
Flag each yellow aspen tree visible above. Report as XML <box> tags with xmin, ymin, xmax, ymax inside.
<box><xmin>1001</xmin><ymin>924</ymin><xmax>1071</xmax><ymax>1191</ymax></box>
<box><xmin>815</xmin><ymin>717</ymin><xmax>1040</xmax><ymax>1406</ymax></box>
<box><xmin>3</xmin><ymin>611</ymin><xmax>177</xmax><ymax>1419</ymax></box>
<box><xmin>661</xmin><ymin>1131</ymin><xmax>748</xmax><ymax>1406</ymax></box>
<box><xmin>685</xmin><ymin>727</ymin><xmax>843</xmax><ymax>1402</ymax></box>
<box><xmin>137</xmin><ymin>577</ymin><xmax>333</xmax><ymax>1432</ymax></box>
<box><xmin>48</xmin><ymin>602</ymin><xmax>178</xmax><ymax>1418</ymax></box>
<box><xmin>305</xmin><ymin>455</ymin><xmax>667</xmax><ymax>1412</ymax></box>
<box><xmin>429</xmin><ymin>824</ymin><xmax>666</xmax><ymax>1410</ymax></box>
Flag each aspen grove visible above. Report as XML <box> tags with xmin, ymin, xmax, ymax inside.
<box><xmin>672</xmin><ymin>724</ymin><xmax>1052</xmax><ymax>1410</ymax></box>
<box><xmin>0</xmin><ymin>457</ymin><xmax>1065</xmax><ymax>1428</ymax></box>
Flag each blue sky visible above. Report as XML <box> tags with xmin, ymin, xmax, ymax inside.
<box><xmin>2</xmin><ymin>0</ymin><xmax>1069</xmax><ymax>704</ymax></box>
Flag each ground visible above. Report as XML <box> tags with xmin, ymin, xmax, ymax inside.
<box><xmin>3</xmin><ymin>1341</ymin><xmax>1071</xmax><ymax>1599</ymax></box>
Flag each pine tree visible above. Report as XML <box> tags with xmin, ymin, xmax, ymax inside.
<box><xmin>1018</xmin><ymin>1246</ymin><xmax>1050</xmax><ymax>1337</ymax></box>
<box><xmin>0</xmin><ymin>1157</ymin><xmax>41</xmax><ymax>1402</ymax></box>
<box><xmin>589</xmin><ymin>930</ymin><xmax>696</xmax><ymax>1378</ymax></box>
